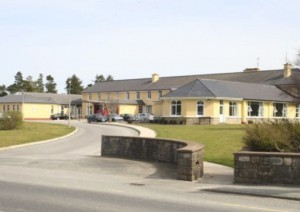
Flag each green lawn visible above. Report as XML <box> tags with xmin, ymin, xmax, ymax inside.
<box><xmin>0</xmin><ymin>122</ymin><xmax>75</xmax><ymax>148</ymax></box>
<box><xmin>140</xmin><ymin>124</ymin><xmax>245</xmax><ymax>167</ymax></box>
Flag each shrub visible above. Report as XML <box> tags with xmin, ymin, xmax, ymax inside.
<box><xmin>0</xmin><ymin>111</ymin><xmax>23</xmax><ymax>130</ymax></box>
<box><xmin>243</xmin><ymin>119</ymin><xmax>300</xmax><ymax>152</ymax></box>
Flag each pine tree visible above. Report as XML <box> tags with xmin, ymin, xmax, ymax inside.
<box><xmin>66</xmin><ymin>74</ymin><xmax>84</xmax><ymax>94</ymax></box>
<box><xmin>45</xmin><ymin>75</ymin><xmax>57</xmax><ymax>93</ymax></box>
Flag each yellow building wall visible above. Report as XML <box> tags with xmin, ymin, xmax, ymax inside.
<box><xmin>82</xmin><ymin>89</ymin><xmax>300</xmax><ymax>123</ymax></box>
<box><xmin>288</xmin><ymin>103</ymin><xmax>297</xmax><ymax>118</ymax></box>
<box><xmin>119</xmin><ymin>105</ymin><xmax>138</xmax><ymax>115</ymax></box>
<box><xmin>0</xmin><ymin>103</ymin><xmax>22</xmax><ymax>114</ymax></box>
<box><xmin>24</xmin><ymin>103</ymin><xmax>63</xmax><ymax>119</ymax></box>
<box><xmin>153</xmin><ymin>102</ymin><xmax>163</xmax><ymax>116</ymax></box>
<box><xmin>82</xmin><ymin>89</ymin><xmax>171</xmax><ymax>117</ymax></box>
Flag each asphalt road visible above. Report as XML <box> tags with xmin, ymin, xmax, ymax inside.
<box><xmin>0</xmin><ymin>121</ymin><xmax>299</xmax><ymax>212</ymax></box>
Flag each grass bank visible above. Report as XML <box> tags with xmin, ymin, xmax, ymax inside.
<box><xmin>140</xmin><ymin>124</ymin><xmax>245</xmax><ymax>167</ymax></box>
<box><xmin>0</xmin><ymin>122</ymin><xmax>75</xmax><ymax>148</ymax></box>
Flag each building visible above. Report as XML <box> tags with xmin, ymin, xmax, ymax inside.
<box><xmin>81</xmin><ymin>63</ymin><xmax>300</xmax><ymax>124</ymax></box>
<box><xmin>0</xmin><ymin>92</ymin><xmax>82</xmax><ymax>120</ymax></box>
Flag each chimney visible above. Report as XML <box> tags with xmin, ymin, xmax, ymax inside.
<box><xmin>284</xmin><ymin>63</ymin><xmax>292</xmax><ymax>78</ymax></box>
<box><xmin>152</xmin><ymin>73</ymin><xmax>159</xmax><ymax>83</ymax></box>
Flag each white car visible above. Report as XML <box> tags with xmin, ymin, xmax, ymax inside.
<box><xmin>135</xmin><ymin>113</ymin><xmax>154</xmax><ymax>122</ymax></box>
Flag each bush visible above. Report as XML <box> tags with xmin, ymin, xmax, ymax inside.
<box><xmin>0</xmin><ymin>111</ymin><xmax>23</xmax><ymax>130</ymax></box>
<box><xmin>243</xmin><ymin>119</ymin><xmax>300</xmax><ymax>152</ymax></box>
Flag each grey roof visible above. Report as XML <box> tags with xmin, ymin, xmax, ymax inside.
<box><xmin>83</xmin><ymin>68</ymin><xmax>300</xmax><ymax>93</ymax></box>
<box><xmin>163</xmin><ymin>79</ymin><xmax>296</xmax><ymax>102</ymax></box>
<box><xmin>0</xmin><ymin>92</ymin><xmax>82</xmax><ymax>105</ymax></box>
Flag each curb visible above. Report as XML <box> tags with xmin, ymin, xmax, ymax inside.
<box><xmin>96</xmin><ymin>122</ymin><xmax>157</xmax><ymax>138</ymax></box>
<box><xmin>202</xmin><ymin>188</ymin><xmax>300</xmax><ymax>202</ymax></box>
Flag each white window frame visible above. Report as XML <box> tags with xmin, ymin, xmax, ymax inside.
<box><xmin>146</xmin><ymin>105</ymin><xmax>152</xmax><ymax>113</ymax></box>
<box><xmin>296</xmin><ymin>104</ymin><xmax>300</xmax><ymax>118</ymax></box>
<box><xmin>197</xmin><ymin>101</ymin><xmax>204</xmax><ymax>116</ymax></box>
<box><xmin>273</xmin><ymin>103</ymin><xmax>287</xmax><ymax>118</ymax></box>
<box><xmin>229</xmin><ymin>101</ymin><xmax>238</xmax><ymax>117</ymax></box>
<box><xmin>248</xmin><ymin>101</ymin><xmax>263</xmax><ymax>117</ymax></box>
<box><xmin>171</xmin><ymin>100</ymin><xmax>181</xmax><ymax>116</ymax></box>
<box><xmin>147</xmin><ymin>91</ymin><xmax>151</xmax><ymax>99</ymax></box>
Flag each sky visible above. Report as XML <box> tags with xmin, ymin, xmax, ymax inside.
<box><xmin>1</xmin><ymin>0</ymin><xmax>300</xmax><ymax>93</ymax></box>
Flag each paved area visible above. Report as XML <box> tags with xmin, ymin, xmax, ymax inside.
<box><xmin>3</xmin><ymin>120</ymin><xmax>300</xmax><ymax>202</ymax></box>
<box><xmin>123</xmin><ymin>123</ymin><xmax>300</xmax><ymax>201</ymax></box>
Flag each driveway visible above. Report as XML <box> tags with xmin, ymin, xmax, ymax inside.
<box><xmin>0</xmin><ymin>120</ymin><xmax>299</xmax><ymax>212</ymax></box>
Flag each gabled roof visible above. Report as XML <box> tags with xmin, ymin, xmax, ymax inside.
<box><xmin>0</xmin><ymin>92</ymin><xmax>82</xmax><ymax>105</ymax></box>
<box><xmin>83</xmin><ymin>68</ymin><xmax>300</xmax><ymax>93</ymax></box>
<box><xmin>162</xmin><ymin>79</ymin><xmax>296</xmax><ymax>102</ymax></box>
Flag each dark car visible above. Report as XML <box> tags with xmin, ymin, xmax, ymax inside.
<box><xmin>50</xmin><ymin>113</ymin><xmax>69</xmax><ymax>120</ymax></box>
<box><xmin>87</xmin><ymin>114</ymin><xmax>108</xmax><ymax>123</ymax></box>
<box><xmin>120</xmin><ymin>114</ymin><xmax>137</xmax><ymax>123</ymax></box>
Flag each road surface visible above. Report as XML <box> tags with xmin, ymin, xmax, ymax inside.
<box><xmin>0</xmin><ymin>121</ymin><xmax>299</xmax><ymax>211</ymax></box>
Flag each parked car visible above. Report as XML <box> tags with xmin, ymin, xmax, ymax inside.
<box><xmin>135</xmin><ymin>113</ymin><xmax>154</xmax><ymax>122</ymax></box>
<box><xmin>110</xmin><ymin>113</ymin><xmax>124</xmax><ymax>122</ymax></box>
<box><xmin>87</xmin><ymin>114</ymin><xmax>108</xmax><ymax>123</ymax></box>
<box><xmin>120</xmin><ymin>114</ymin><xmax>137</xmax><ymax>122</ymax></box>
<box><xmin>50</xmin><ymin>113</ymin><xmax>69</xmax><ymax>120</ymax></box>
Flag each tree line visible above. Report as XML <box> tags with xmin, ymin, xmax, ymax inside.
<box><xmin>0</xmin><ymin>72</ymin><xmax>113</xmax><ymax>97</ymax></box>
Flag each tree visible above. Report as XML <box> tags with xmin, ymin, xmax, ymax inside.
<box><xmin>94</xmin><ymin>74</ymin><xmax>114</xmax><ymax>83</ymax></box>
<box><xmin>106</xmin><ymin>75</ymin><xmax>114</xmax><ymax>81</ymax></box>
<box><xmin>0</xmin><ymin>85</ymin><xmax>8</xmax><ymax>97</ymax></box>
<box><xmin>35</xmin><ymin>73</ymin><xmax>44</xmax><ymax>93</ymax></box>
<box><xmin>45</xmin><ymin>75</ymin><xmax>57</xmax><ymax>93</ymax></box>
<box><xmin>23</xmin><ymin>76</ymin><xmax>35</xmax><ymax>92</ymax></box>
<box><xmin>94</xmin><ymin>74</ymin><xmax>105</xmax><ymax>83</ymax></box>
<box><xmin>7</xmin><ymin>71</ymin><xmax>24</xmax><ymax>93</ymax></box>
<box><xmin>66</xmin><ymin>74</ymin><xmax>84</xmax><ymax>94</ymax></box>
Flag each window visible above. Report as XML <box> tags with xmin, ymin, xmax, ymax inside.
<box><xmin>16</xmin><ymin>105</ymin><xmax>20</xmax><ymax>111</ymax></box>
<box><xmin>13</xmin><ymin>105</ymin><xmax>15</xmax><ymax>111</ymax></box>
<box><xmin>147</xmin><ymin>91</ymin><xmax>151</xmax><ymax>99</ymax></box>
<box><xmin>136</xmin><ymin>92</ymin><xmax>140</xmax><ymax>100</ymax></box>
<box><xmin>219</xmin><ymin>100</ymin><xmax>224</xmax><ymax>115</ymax></box>
<box><xmin>138</xmin><ymin>105</ymin><xmax>143</xmax><ymax>113</ymax></box>
<box><xmin>3</xmin><ymin>105</ymin><xmax>5</xmax><ymax>112</ymax></box>
<box><xmin>126</xmin><ymin>92</ymin><xmax>130</xmax><ymax>100</ymax></box>
<box><xmin>158</xmin><ymin>91</ymin><xmax>162</xmax><ymax>98</ymax></box>
<box><xmin>273</xmin><ymin>103</ymin><xmax>287</xmax><ymax>117</ymax></box>
<box><xmin>248</xmin><ymin>102</ymin><xmax>263</xmax><ymax>117</ymax></box>
<box><xmin>87</xmin><ymin>103</ymin><xmax>93</xmax><ymax>115</ymax></box>
<box><xmin>229</xmin><ymin>102</ymin><xmax>238</xmax><ymax>116</ymax></box>
<box><xmin>7</xmin><ymin>105</ymin><xmax>10</xmax><ymax>111</ymax></box>
<box><xmin>171</xmin><ymin>100</ymin><xmax>181</xmax><ymax>116</ymax></box>
<box><xmin>197</xmin><ymin>101</ymin><xmax>204</xmax><ymax>116</ymax></box>
<box><xmin>296</xmin><ymin>104</ymin><xmax>300</xmax><ymax>118</ymax></box>
<box><xmin>88</xmin><ymin>94</ymin><xmax>92</xmax><ymax>100</ymax></box>
<box><xmin>146</xmin><ymin>106</ymin><xmax>152</xmax><ymax>113</ymax></box>
<box><xmin>97</xmin><ymin>93</ymin><xmax>101</xmax><ymax>101</ymax></box>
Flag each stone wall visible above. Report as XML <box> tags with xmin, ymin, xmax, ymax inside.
<box><xmin>234</xmin><ymin>151</ymin><xmax>300</xmax><ymax>184</ymax></box>
<box><xmin>102</xmin><ymin>135</ymin><xmax>205</xmax><ymax>181</ymax></box>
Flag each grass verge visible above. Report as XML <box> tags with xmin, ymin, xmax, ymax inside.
<box><xmin>0</xmin><ymin>122</ymin><xmax>75</xmax><ymax>148</ymax></box>
<box><xmin>140</xmin><ymin>124</ymin><xmax>245</xmax><ymax>167</ymax></box>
